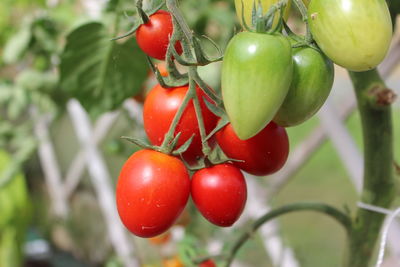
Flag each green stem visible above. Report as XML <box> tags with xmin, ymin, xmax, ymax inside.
<box><xmin>160</xmin><ymin>88</ymin><xmax>194</xmax><ymax>153</ymax></box>
<box><xmin>189</xmin><ymin>67</ymin><xmax>212</xmax><ymax>157</ymax></box>
<box><xmin>166</xmin><ymin>0</ymin><xmax>194</xmax><ymax>60</ymax></box>
<box><xmin>136</xmin><ymin>0</ymin><xmax>149</xmax><ymax>23</ymax></box>
<box><xmin>224</xmin><ymin>202</ymin><xmax>351</xmax><ymax>267</ymax></box>
<box><xmin>292</xmin><ymin>0</ymin><xmax>312</xmax><ymax>43</ymax></box>
<box><xmin>345</xmin><ymin>69</ymin><xmax>396</xmax><ymax>267</ymax></box>
<box><xmin>261</xmin><ymin>0</ymin><xmax>287</xmax><ymax>33</ymax></box>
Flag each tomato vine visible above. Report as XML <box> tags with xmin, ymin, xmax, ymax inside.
<box><xmin>113</xmin><ymin>0</ymin><xmax>397</xmax><ymax>266</ymax></box>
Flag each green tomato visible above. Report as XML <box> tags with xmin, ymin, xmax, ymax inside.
<box><xmin>234</xmin><ymin>0</ymin><xmax>291</xmax><ymax>28</ymax></box>
<box><xmin>221</xmin><ymin>32</ymin><xmax>293</xmax><ymax>140</ymax></box>
<box><xmin>274</xmin><ymin>47</ymin><xmax>334</xmax><ymax>127</ymax></box>
<box><xmin>308</xmin><ymin>0</ymin><xmax>392</xmax><ymax>72</ymax></box>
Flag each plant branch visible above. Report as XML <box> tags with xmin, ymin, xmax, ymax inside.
<box><xmin>160</xmin><ymin>87</ymin><xmax>194</xmax><ymax>153</ymax></box>
<box><xmin>292</xmin><ymin>0</ymin><xmax>312</xmax><ymax>43</ymax></box>
<box><xmin>189</xmin><ymin>68</ymin><xmax>211</xmax><ymax>157</ymax></box>
<box><xmin>345</xmin><ymin>69</ymin><xmax>396</xmax><ymax>267</ymax></box>
<box><xmin>223</xmin><ymin>202</ymin><xmax>351</xmax><ymax>267</ymax></box>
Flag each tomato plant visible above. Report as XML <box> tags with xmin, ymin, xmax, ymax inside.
<box><xmin>143</xmin><ymin>83</ymin><xmax>218</xmax><ymax>164</ymax></box>
<box><xmin>221</xmin><ymin>31</ymin><xmax>293</xmax><ymax>140</ymax></box>
<box><xmin>191</xmin><ymin>164</ymin><xmax>247</xmax><ymax>227</ymax></box>
<box><xmin>274</xmin><ymin>46</ymin><xmax>334</xmax><ymax>127</ymax></box>
<box><xmin>308</xmin><ymin>0</ymin><xmax>392</xmax><ymax>71</ymax></box>
<box><xmin>136</xmin><ymin>10</ymin><xmax>182</xmax><ymax>60</ymax></box>
<box><xmin>116</xmin><ymin>150</ymin><xmax>190</xmax><ymax>238</ymax></box>
<box><xmin>234</xmin><ymin>0</ymin><xmax>291</xmax><ymax>28</ymax></box>
<box><xmin>216</xmin><ymin>122</ymin><xmax>289</xmax><ymax>176</ymax></box>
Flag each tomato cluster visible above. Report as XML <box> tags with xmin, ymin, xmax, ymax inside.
<box><xmin>116</xmin><ymin>0</ymin><xmax>392</xmax><ymax>253</ymax></box>
<box><xmin>116</xmin><ymin>76</ymin><xmax>290</xmax><ymax>238</ymax></box>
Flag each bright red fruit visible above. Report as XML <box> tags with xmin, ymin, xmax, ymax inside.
<box><xmin>116</xmin><ymin>150</ymin><xmax>190</xmax><ymax>238</ymax></box>
<box><xmin>143</xmin><ymin>83</ymin><xmax>218</xmax><ymax>164</ymax></box>
<box><xmin>216</xmin><ymin>121</ymin><xmax>289</xmax><ymax>176</ymax></box>
<box><xmin>191</xmin><ymin>164</ymin><xmax>247</xmax><ymax>227</ymax></box>
<box><xmin>136</xmin><ymin>10</ymin><xmax>182</xmax><ymax>60</ymax></box>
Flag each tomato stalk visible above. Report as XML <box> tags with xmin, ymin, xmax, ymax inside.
<box><xmin>159</xmin><ymin>86</ymin><xmax>194</xmax><ymax>154</ymax></box>
<box><xmin>223</xmin><ymin>202</ymin><xmax>351</xmax><ymax>267</ymax></box>
<box><xmin>249</xmin><ymin>0</ymin><xmax>288</xmax><ymax>33</ymax></box>
<box><xmin>154</xmin><ymin>0</ymin><xmax>228</xmax><ymax>163</ymax></box>
<box><xmin>292</xmin><ymin>0</ymin><xmax>312</xmax><ymax>43</ymax></box>
<box><xmin>136</xmin><ymin>0</ymin><xmax>149</xmax><ymax>24</ymax></box>
<box><xmin>189</xmin><ymin>68</ymin><xmax>212</xmax><ymax>157</ymax></box>
<box><xmin>344</xmin><ymin>69</ymin><xmax>396</xmax><ymax>267</ymax></box>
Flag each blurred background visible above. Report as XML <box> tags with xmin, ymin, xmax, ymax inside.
<box><xmin>0</xmin><ymin>0</ymin><xmax>399</xmax><ymax>266</ymax></box>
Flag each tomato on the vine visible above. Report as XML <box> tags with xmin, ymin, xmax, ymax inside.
<box><xmin>191</xmin><ymin>164</ymin><xmax>247</xmax><ymax>227</ymax></box>
<box><xmin>216</xmin><ymin>122</ymin><xmax>289</xmax><ymax>176</ymax></box>
<box><xmin>274</xmin><ymin>46</ymin><xmax>334</xmax><ymax>127</ymax></box>
<box><xmin>221</xmin><ymin>32</ymin><xmax>293</xmax><ymax>140</ymax></box>
<box><xmin>136</xmin><ymin>10</ymin><xmax>182</xmax><ymax>60</ymax></box>
<box><xmin>116</xmin><ymin>150</ymin><xmax>190</xmax><ymax>238</ymax></box>
<box><xmin>308</xmin><ymin>0</ymin><xmax>392</xmax><ymax>71</ymax></box>
<box><xmin>143</xmin><ymin>83</ymin><xmax>218</xmax><ymax>164</ymax></box>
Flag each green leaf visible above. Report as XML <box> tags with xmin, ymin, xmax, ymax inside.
<box><xmin>120</xmin><ymin>136</ymin><xmax>152</xmax><ymax>149</ymax></box>
<box><xmin>0</xmin><ymin>84</ymin><xmax>13</xmax><ymax>103</ymax></box>
<box><xmin>15</xmin><ymin>70</ymin><xmax>57</xmax><ymax>92</ymax></box>
<box><xmin>7</xmin><ymin>87</ymin><xmax>27</xmax><ymax>120</ymax></box>
<box><xmin>2</xmin><ymin>24</ymin><xmax>32</xmax><ymax>64</ymax></box>
<box><xmin>60</xmin><ymin>22</ymin><xmax>147</xmax><ymax>117</ymax></box>
<box><xmin>173</xmin><ymin>134</ymin><xmax>195</xmax><ymax>156</ymax></box>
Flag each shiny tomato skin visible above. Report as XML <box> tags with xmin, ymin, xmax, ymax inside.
<box><xmin>191</xmin><ymin>164</ymin><xmax>247</xmax><ymax>227</ymax></box>
<box><xmin>143</xmin><ymin>84</ymin><xmax>218</xmax><ymax>164</ymax></box>
<box><xmin>116</xmin><ymin>150</ymin><xmax>190</xmax><ymax>238</ymax></box>
<box><xmin>274</xmin><ymin>47</ymin><xmax>334</xmax><ymax>127</ymax></box>
<box><xmin>136</xmin><ymin>10</ymin><xmax>182</xmax><ymax>60</ymax></box>
<box><xmin>216</xmin><ymin>122</ymin><xmax>289</xmax><ymax>176</ymax></box>
<box><xmin>221</xmin><ymin>32</ymin><xmax>293</xmax><ymax>140</ymax></box>
<box><xmin>308</xmin><ymin>0</ymin><xmax>392</xmax><ymax>71</ymax></box>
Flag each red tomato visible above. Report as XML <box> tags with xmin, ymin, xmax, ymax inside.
<box><xmin>143</xmin><ymin>84</ymin><xmax>218</xmax><ymax>164</ymax></box>
<box><xmin>216</xmin><ymin>122</ymin><xmax>289</xmax><ymax>176</ymax></box>
<box><xmin>136</xmin><ymin>10</ymin><xmax>182</xmax><ymax>60</ymax></box>
<box><xmin>199</xmin><ymin>260</ymin><xmax>216</xmax><ymax>267</ymax></box>
<box><xmin>191</xmin><ymin>164</ymin><xmax>247</xmax><ymax>227</ymax></box>
<box><xmin>116</xmin><ymin>150</ymin><xmax>190</xmax><ymax>238</ymax></box>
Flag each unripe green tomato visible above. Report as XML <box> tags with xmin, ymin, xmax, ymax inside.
<box><xmin>274</xmin><ymin>47</ymin><xmax>334</xmax><ymax>127</ymax></box>
<box><xmin>234</xmin><ymin>0</ymin><xmax>291</xmax><ymax>28</ymax></box>
<box><xmin>308</xmin><ymin>0</ymin><xmax>392</xmax><ymax>72</ymax></box>
<box><xmin>221</xmin><ymin>32</ymin><xmax>293</xmax><ymax>140</ymax></box>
